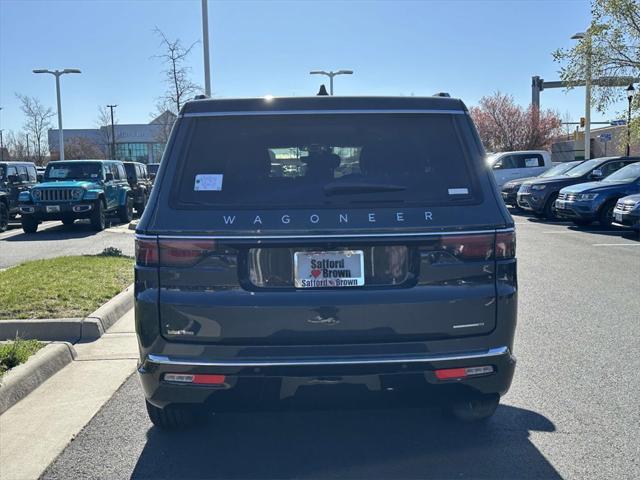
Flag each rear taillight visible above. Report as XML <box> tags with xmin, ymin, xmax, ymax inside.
<box><xmin>135</xmin><ymin>238</ymin><xmax>159</xmax><ymax>266</ymax></box>
<box><xmin>135</xmin><ymin>237</ymin><xmax>217</xmax><ymax>267</ymax></box>
<box><xmin>440</xmin><ymin>234</ymin><xmax>494</xmax><ymax>261</ymax></box>
<box><xmin>158</xmin><ymin>239</ymin><xmax>217</xmax><ymax>267</ymax></box>
<box><xmin>495</xmin><ymin>231</ymin><xmax>516</xmax><ymax>259</ymax></box>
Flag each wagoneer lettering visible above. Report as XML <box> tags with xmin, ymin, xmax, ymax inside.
<box><xmin>135</xmin><ymin>96</ymin><xmax>517</xmax><ymax>429</ymax></box>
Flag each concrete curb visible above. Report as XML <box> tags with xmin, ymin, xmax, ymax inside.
<box><xmin>0</xmin><ymin>284</ymin><xmax>133</xmax><ymax>342</ymax></box>
<box><xmin>0</xmin><ymin>342</ymin><xmax>77</xmax><ymax>415</ymax></box>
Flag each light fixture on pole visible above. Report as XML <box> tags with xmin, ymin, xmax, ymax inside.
<box><xmin>626</xmin><ymin>84</ymin><xmax>635</xmax><ymax>156</ymax></box>
<box><xmin>33</xmin><ymin>68</ymin><xmax>81</xmax><ymax>161</ymax></box>
<box><xmin>107</xmin><ymin>104</ymin><xmax>117</xmax><ymax>159</ymax></box>
<box><xmin>309</xmin><ymin>70</ymin><xmax>353</xmax><ymax>95</ymax></box>
<box><xmin>571</xmin><ymin>32</ymin><xmax>591</xmax><ymax>160</ymax></box>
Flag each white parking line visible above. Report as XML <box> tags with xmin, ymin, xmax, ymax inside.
<box><xmin>592</xmin><ymin>243</ymin><xmax>640</xmax><ymax>247</ymax></box>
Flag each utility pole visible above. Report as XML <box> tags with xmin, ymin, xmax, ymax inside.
<box><xmin>107</xmin><ymin>104</ymin><xmax>117</xmax><ymax>159</ymax></box>
<box><xmin>201</xmin><ymin>0</ymin><xmax>212</xmax><ymax>96</ymax></box>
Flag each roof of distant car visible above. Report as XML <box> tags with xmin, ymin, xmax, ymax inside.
<box><xmin>181</xmin><ymin>96</ymin><xmax>467</xmax><ymax>116</ymax></box>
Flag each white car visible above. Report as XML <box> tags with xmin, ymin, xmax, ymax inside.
<box><xmin>487</xmin><ymin>150</ymin><xmax>553</xmax><ymax>188</ymax></box>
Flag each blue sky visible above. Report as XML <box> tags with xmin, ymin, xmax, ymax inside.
<box><xmin>0</xmin><ymin>0</ymin><xmax>626</xmax><ymax>134</ymax></box>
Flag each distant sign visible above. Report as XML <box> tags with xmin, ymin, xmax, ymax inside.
<box><xmin>599</xmin><ymin>133</ymin><xmax>613</xmax><ymax>142</ymax></box>
<box><xmin>610</xmin><ymin>120</ymin><xmax>627</xmax><ymax>126</ymax></box>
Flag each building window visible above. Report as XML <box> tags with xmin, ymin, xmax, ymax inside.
<box><xmin>116</xmin><ymin>143</ymin><xmax>149</xmax><ymax>163</ymax></box>
<box><xmin>152</xmin><ymin>143</ymin><xmax>166</xmax><ymax>162</ymax></box>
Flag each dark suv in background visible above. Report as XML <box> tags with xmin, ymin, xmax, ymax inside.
<box><xmin>500</xmin><ymin>160</ymin><xmax>583</xmax><ymax>208</ymax></box>
<box><xmin>555</xmin><ymin>161</ymin><xmax>640</xmax><ymax>226</ymax></box>
<box><xmin>517</xmin><ymin>156</ymin><xmax>640</xmax><ymax>219</ymax></box>
<box><xmin>135</xmin><ymin>96</ymin><xmax>518</xmax><ymax>429</ymax></box>
<box><xmin>123</xmin><ymin>162</ymin><xmax>152</xmax><ymax>214</ymax></box>
<box><xmin>0</xmin><ymin>161</ymin><xmax>39</xmax><ymax>232</ymax></box>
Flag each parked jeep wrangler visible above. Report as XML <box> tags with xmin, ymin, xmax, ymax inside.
<box><xmin>123</xmin><ymin>162</ymin><xmax>152</xmax><ymax>214</ymax></box>
<box><xmin>136</xmin><ymin>96</ymin><xmax>517</xmax><ymax>429</ymax></box>
<box><xmin>0</xmin><ymin>161</ymin><xmax>39</xmax><ymax>232</ymax></box>
<box><xmin>19</xmin><ymin>160</ymin><xmax>133</xmax><ymax>233</ymax></box>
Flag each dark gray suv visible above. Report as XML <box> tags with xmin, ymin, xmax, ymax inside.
<box><xmin>135</xmin><ymin>96</ymin><xmax>518</xmax><ymax>429</ymax></box>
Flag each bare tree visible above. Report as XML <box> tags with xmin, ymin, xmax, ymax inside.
<box><xmin>4</xmin><ymin>131</ymin><xmax>29</xmax><ymax>160</ymax></box>
<box><xmin>150</xmin><ymin>100</ymin><xmax>177</xmax><ymax>145</ymax></box>
<box><xmin>96</xmin><ymin>106</ymin><xmax>118</xmax><ymax>159</ymax></box>
<box><xmin>63</xmin><ymin>137</ymin><xmax>105</xmax><ymax>160</ymax></box>
<box><xmin>153</xmin><ymin>27</ymin><xmax>201</xmax><ymax>114</ymax></box>
<box><xmin>16</xmin><ymin>94</ymin><xmax>54</xmax><ymax>165</ymax></box>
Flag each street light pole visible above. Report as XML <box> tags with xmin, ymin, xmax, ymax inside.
<box><xmin>626</xmin><ymin>84</ymin><xmax>635</xmax><ymax>156</ymax></box>
<box><xmin>572</xmin><ymin>32</ymin><xmax>591</xmax><ymax>159</ymax></box>
<box><xmin>107</xmin><ymin>104</ymin><xmax>117</xmax><ymax>159</ymax></box>
<box><xmin>309</xmin><ymin>70</ymin><xmax>354</xmax><ymax>95</ymax></box>
<box><xmin>201</xmin><ymin>0</ymin><xmax>212</xmax><ymax>96</ymax></box>
<box><xmin>33</xmin><ymin>68</ymin><xmax>81</xmax><ymax>161</ymax></box>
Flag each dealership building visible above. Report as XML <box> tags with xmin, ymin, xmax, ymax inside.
<box><xmin>48</xmin><ymin>111</ymin><xmax>175</xmax><ymax>164</ymax></box>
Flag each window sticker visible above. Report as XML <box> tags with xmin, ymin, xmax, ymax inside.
<box><xmin>448</xmin><ymin>188</ymin><xmax>469</xmax><ymax>195</ymax></box>
<box><xmin>49</xmin><ymin>168</ymin><xmax>69</xmax><ymax>179</ymax></box>
<box><xmin>194</xmin><ymin>174</ymin><xmax>223</xmax><ymax>191</ymax></box>
<box><xmin>524</xmin><ymin>158</ymin><xmax>539</xmax><ymax>167</ymax></box>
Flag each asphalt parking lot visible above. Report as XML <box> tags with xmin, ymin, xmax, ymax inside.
<box><xmin>0</xmin><ymin>219</ymin><xmax>135</xmax><ymax>269</ymax></box>
<box><xmin>31</xmin><ymin>212</ymin><xmax>640</xmax><ymax>479</ymax></box>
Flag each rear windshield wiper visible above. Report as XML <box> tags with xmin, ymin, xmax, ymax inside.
<box><xmin>323</xmin><ymin>182</ymin><xmax>407</xmax><ymax>196</ymax></box>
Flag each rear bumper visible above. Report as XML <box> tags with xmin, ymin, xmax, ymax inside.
<box><xmin>138</xmin><ymin>346</ymin><xmax>516</xmax><ymax>409</ymax></box>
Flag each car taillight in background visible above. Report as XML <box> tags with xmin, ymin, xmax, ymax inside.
<box><xmin>136</xmin><ymin>237</ymin><xmax>217</xmax><ymax>267</ymax></box>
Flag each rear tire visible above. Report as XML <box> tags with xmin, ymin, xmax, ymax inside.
<box><xmin>598</xmin><ymin>200</ymin><xmax>617</xmax><ymax>228</ymax></box>
<box><xmin>543</xmin><ymin>193</ymin><xmax>558</xmax><ymax>220</ymax></box>
<box><xmin>90</xmin><ymin>201</ymin><xmax>105</xmax><ymax>231</ymax></box>
<box><xmin>0</xmin><ymin>202</ymin><xmax>8</xmax><ymax>232</ymax></box>
<box><xmin>145</xmin><ymin>400</ymin><xmax>207</xmax><ymax>430</ymax></box>
<box><xmin>119</xmin><ymin>196</ymin><xmax>133</xmax><ymax>223</ymax></box>
<box><xmin>448</xmin><ymin>393</ymin><xmax>500</xmax><ymax>422</ymax></box>
<box><xmin>21</xmin><ymin>216</ymin><xmax>38</xmax><ymax>234</ymax></box>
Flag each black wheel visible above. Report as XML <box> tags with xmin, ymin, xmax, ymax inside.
<box><xmin>90</xmin><ymin>201</ymin><xmax>106</xmax><ymax>231</ymax></box>
<box><xmin>62</xmin><ymin>218</ymin><xmax>75</xmax><ymax>227</ymax></box>
<box><xmin>119</xmin><ymin>196</ymin><xmax>133</xmax><ymax>223</ymax></box>
<box><xmin>543</xmin><ymin>193</ymin><xmax>559</xmax><ymax>220</ymax></box>
<box><xmin>145</xmin><ymin>400</ymin><xmax>207</xmax><ymax>430</ymax></box>
<box><xmin>448</xmin><ymin>393</ymin><xmax>500</xmax><ymax>422</ymax></box>
<box><xmin>0</xmin><ymin>202</ymin><xmax>8</xmax><ymax>232</ymax></box>
<box><xmin>21</xmin><ymin>216</ymin><xmax>38</xmax><ymax>234</ymax></box>
<box><xmin>572</xmin><ymin>219</ymin><xmax>593</xmax><ymax>227</ymax></box>
<box><xmin>598</xmin><ymin>200</ymin><xmax>617</xmax><ymax>227</ymax></box>
<box><xmin>135</xmin><ymin>192</ymin><xmax>147</xmax><ymax>215</ymax></box>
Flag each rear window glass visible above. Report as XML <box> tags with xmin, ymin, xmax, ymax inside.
<box><xmin>173</xmin><ymin>114</ymin><xmax>477</xmax><ymax>208</ymax></box>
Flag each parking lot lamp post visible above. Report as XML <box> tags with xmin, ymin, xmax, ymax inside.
<box><xmin>309</xmin><ymin>70</ymin><xmax>354</xmax><ymax>95</ymax></box>
<box><xmin>626</xmin><ymin>84</ymin><xmax>635</xmax><ymax>156</ymax></box>
<box><xmin>572</xmin><ymin>32</ymin><xmax>591</xmax><ymax>159</ymax></box>
<box><xmin>32</xmin><ymin>68</ymin><xmax>81</xmax><ymax>161</ymax></box>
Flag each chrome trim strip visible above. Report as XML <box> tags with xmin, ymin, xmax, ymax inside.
<box><xmin>146</xmin><ymin>346</ymin><xmax>509</xmax><ymax>368</ymax></box>
<box><xmin>181</xmin><ymin>109</ymin><xmax>466</xmax><ymax>118</ymax></box>
<box><xmin>136</xmin><ymin>228</ymin><xmax>510</xmax><ymax>241</ymax></box>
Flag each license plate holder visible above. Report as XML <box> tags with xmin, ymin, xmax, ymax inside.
<box><xmin>556</xmin><ymin>200</ymin><xmax>566</xmax><ymax>209</ymax></box>
<box><xmin>46</xmin><ymin>205</ymin><xmax>60</xmax><ymax>213</ymax></box>
<box><xmin>294</xmin><ymin>250</ymin><xmax>365</xmax><ymax>288</ymax></box>
<box><xmin>615</xmin><ymin>212</ymin><xmax>623</xmax><ymax>222</ymax></box>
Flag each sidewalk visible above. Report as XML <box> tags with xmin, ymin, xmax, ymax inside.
<box><xmin>0</xmin><ymin>309</ymin><xmax>138</xmax><ymax>480</ymax></box>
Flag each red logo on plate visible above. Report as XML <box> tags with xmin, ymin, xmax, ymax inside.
<box><xmin>311</xmin><ymin>269</ymin><xmax>322</xmax><ymax>278</ymax></box>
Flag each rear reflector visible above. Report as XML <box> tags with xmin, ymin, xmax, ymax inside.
<box><xmin>164</xmin><ymin>373</ymin><xmax>226</xmax><ymax>385</ymax></box>
<box><xmin>434</xmin><ymin>365</ymin><xmax>494</xmax><ymax>380</ymax></box>
<box><xmin>440</xmin><ymin>234</ymin><xmax>494</xmax><ymax>261</ymax></box>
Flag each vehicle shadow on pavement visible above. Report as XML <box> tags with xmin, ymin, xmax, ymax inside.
<box><xmin>3</xmin><ymin>222</ymin><xmax>119</xmax><ymax>242</ymax></box>
<box><xmin>132</xmin><ymin>404</ymin><xmax>560</xmax><ymax>479</ymax></box>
